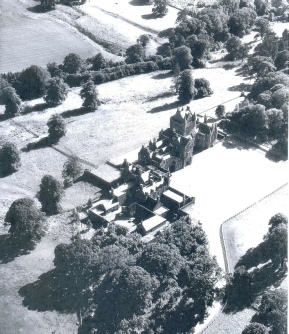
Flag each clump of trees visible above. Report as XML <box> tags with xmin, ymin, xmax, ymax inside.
<box><xmin>0</xmin><ymin>142</ymin><xmax>21</xmax><ymax>176</ymax></box>
<box><xmin>47</xmin><ymin>114</ymin><xmax>66</xmax><ymax>143</ymax></box>
<box><xmin>50</xmin><ymin>218</ymin><xmax>221</xmax><ymax>333</ymax></box>
<box><xmin>37</xmin><ymin>174</ymin><xmax>64</xmax><ymax>215</ymax></box>
<box><xmin>226</xmin><ymin>36</ymin><xmax>248</xmax><ymax>60</ymax></box>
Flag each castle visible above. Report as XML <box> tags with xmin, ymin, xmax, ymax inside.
<box><xmin>83</xmin><ymin>106</ymin><xmax>218</xmax><ymax>238</ymax></box>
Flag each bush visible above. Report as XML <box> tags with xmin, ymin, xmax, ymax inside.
<box><xmin>0</xmin><ymin>142</ymin><xmax>21</xmax><ymax>175</ymax></box>
<box><xmin>37</xmin><ymin>175</ymin><xmax>64</xmax><ymax>215</ymax></box>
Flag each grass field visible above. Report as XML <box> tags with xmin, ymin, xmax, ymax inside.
<box><xmin>170</xmin><ymin>139</ymin><xmax>288</xmax><ymax>269</ymax></box>
<box><xmin>0</xmin><ymin>0</ymin><xmax>117</xmax><ymax>74</ymax></box>
<box><xmin>222</xmin><ymin>184</ymin><xmax>288</xmax><ymax>272</ymax></box>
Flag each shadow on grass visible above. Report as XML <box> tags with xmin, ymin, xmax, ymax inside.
<box><xmin>21</xmin><ymin>136</ymin><xmax>50</xmax><ymax>152</ymax></box>
<box><xmin>0</xmin><ymin>235</ymin><xmax>34</xmax><ymax>264</ymax></box>
<box><xmin>147</xmin><ymin>91</ymin><xmax>174</xmax><ymax>102</ymax></box>
<box><xmin>148</xmin><ymin>100</ymin><xmax>182</xmax><ymax>113</ymax></box>
<box><xmin>27</xmin><ymin>5</ymin><xmax>54</xmax><ymax>13</ymax></box>
<box><xmin>19</xmin><ymin>268</ymin><xmax>81</xmax><ymax>313</ymax></box>
<box><xmin>129</xmin><ymin>0</ymin><xmax>148</xmax><ymax>5</ymax></box>
<box><xmin>152</xmin><ymin>71</ymin><xmax>172</xmax><ymax>80</ymax></box>
<box><xmin>61</xmin><ymin>107</ymin><xmax>94</xmax><ymax>118</ymax></box>
<box><xmin>142</xmin><ymin>13</ymin><xmax>158</xmax><ymax>20</ymax></box>
<box><xmin>22</xmin><ymin>103</ymin><xmax>47</xmax><ymax>115</ymax></box>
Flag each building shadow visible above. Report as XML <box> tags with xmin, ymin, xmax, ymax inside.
<box><xmin>148</xmin><ymin>100</ymin><xmax>183</xmax><ymax>113</ymax></box>
<box><xmin>19</xmin><ymin>268</ymin><xmax>83</xmax><ymax>313</ymax></box>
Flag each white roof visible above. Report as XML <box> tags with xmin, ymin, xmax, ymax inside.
<box><xmin>142</xmin><ymin>215</ymin><xmax>166</xmax><ymax>232</ymax></box>
<box><xmin>89</xmin><ymin>164</ymin><xmax>121</xmax><ymax>183</ymax></box>
<box><xmin>163</xmin><ymin>190</ymin><xmax>183</xmax><ymax>203</ymax></box>
<box><xmin>108</xmin><ymin>147</ymin><xmax>140</xmax><ymax>167</ymax></box>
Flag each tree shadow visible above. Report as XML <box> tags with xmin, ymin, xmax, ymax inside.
<box><xmin>22</xmin><ymin>136</ymin><xmax>50</xmax><ymax>152</ymax></box>
<box><xmin>27</xmin><ymin>5</ymin><xmax>54</xmax><ymax>13</ymax></box>
<box><xmin>148</xmin><ymin>100</ymin><xmax>183</xmax><ymax>113</ymax></box>
<box><xmin>152</xmin><ymin>71</ymin><xmax>172</xmax><ymax>80</ymax></box>
<box><xmin>228</xmin><ymin>83</ymin><xmax>252</xmax><ymax>92</ymax></box>
<box><xmin>266</xmin><ymin>147</ymin><xmax>288</xmax><ymax>162</ymax></box>
<box><xmin>147</xmin><ymin>91</ymin><xmax>174</xmax><ymax>102</ymax></box>
<box><xmin>61</xmin><ymin>107</ymin><xmax>94</xmax><ymax>119</ymax></box>
<box><xmin>129</xmin><ymin>0</ymin><xmax>149</xmax><ymax>6</ymax></box>
<box><xmin>142</xmin><ymin>13</ymin><xmax>157</xmax><ymax>20</ymax></box>
<box><xmin>0</xmin><ymin>235</ymin><xmax>34</xmax><ymax>264</ymax></box>
<box><xmin>19</xmin><ymin>268</ymin><xmax>80</xmax><ymax>313</ymax></box>
<box><xmin>22</xmin><ymin>103</ymin><xmax>47</xmax><ymax>115</ymax></box>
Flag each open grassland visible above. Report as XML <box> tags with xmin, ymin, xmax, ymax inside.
<box><xmin>82</xmin><ymin>0</ymin><xmax>179</xmax><ymax>34</ymax></box>
<box><xmin>0</xmin><ymin>0</ymin><xmax>116</xmax><ymax>74</ymax></box>
<box><xmin>223</xmin><ymin>185</ymin><xmax>288</xmax><ymax>272</ymax></box>
<box><xmin>0</xmin><ymin>232</ymin><xmax>78</xmax><ymax>334</ymax></box>
<box><xmin>171</xmin><ymin>139</ymin><xmax>288</xmax><ymax>269</ymax></box>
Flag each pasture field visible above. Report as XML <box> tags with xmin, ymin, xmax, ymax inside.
<box><xmin>0</xmin><ymin>0</ymin><xmax>115</xmax><ymax>74</ymax></box>
<box><xmin>223</xmin><ymin>184</ymin><xmax>288</xmax><ymax>272</ymax></box>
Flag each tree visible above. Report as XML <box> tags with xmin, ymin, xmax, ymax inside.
<box><xmin>40</xmin><ymin>0</ymin><xmax>56</xmax><ymax>10</ymax></box>
<box><xmin>125</xmin><ymin>44</ymin><xmax>145</xmax><ymax>64</ymax></box>
<box><xmin>5</xmin><ymin>198</ymin><xmax>45</xmax><ymax>248</ymax></box>
<box><xmin>80</xmin><ymin>80</ymin><xmax>100</xmax><ymax>111</ymax></box>
<box><xmin>172</xmin><ymin>63</ymin><xmax>180</xmax><ymax>94</ymax></box>
<box><xmin>228</xmin><ymin>8</ymin><xmax>257</xmax><ymax>37</ymax></box>
<box><xmin>47</xmin><ymin>114</ymin><xmax>66</xmax><ymax>143</ymax></box>
<box><xmin>242</xmin><ymin>323</ymin><xmax>269</xmax><ymax>334</ymax></box>
<box><xmin>44</xmin><ymin>77</ymin><xmax>68</xmax><ymax>106</ymax></box>
<box><xmin>18</xmin><ymin>65</ymin><xmax>50</xmax><ymax>100</ymax></box>
<box><xmin>89</xmin><ymin>53</ymin><xmax>107</xmax><ymax>71</ymax></box>
<box><xmin>172</xmin><ymin>45</ymin><xmax>193</xmax><ymax>71</ymax></box>
<box><xmin>268</xmin><ymin>213</ymin><xmax>288</xmax><ymax>233</ymax></box>
<box><xmin>254</xmin><ymin>18</ymin><xmax>271</xmax><ymax>38</ymax></box>
<box><xmin>194</xmin><ymin>78</ymin><xmax>213</xmax><ymax>99</ymax></box>
<box><xmin>47</xmin><ymin>62</ymin><xmax>63</xmax><ymax>78</ymax></box>
<box><xmin>62</xmin><ymin>155</ymin><xmax>82</xmax><ymax>181</ymax></box>
<box><xmin>254</xmin><ymin>289</ymin><xmax>287</xmax><ymax>334</ymax></box>
<box><xmin>156</xmin><ymin>43</ymin><xmax>172</xmax><ymax>58</ymax></box>
<box><xmin>266</xmin><ymin>108</ymin><xmax>283</xmax><ymax>138</ymax></box>
<box><xmin>215</xmin><ymin>104</ymin><xmax>226</xmax><ymax>119</ymax></box>
<box><xmin>152</xmin><ymin>0</ymin><xmax>168</xmax><ymax>17</ymax></box>
<box><xmin>178</xmin><ymin>69</ymin><xmax>195</xmax><ymax>103</ymax></box>
<box><xmin>37</xmin><ymin>174</ymin><xmax>64</xmax><ymax>215</ymax></box>
<box><xmin>226</xmin><ymin>36</ymin><xmax>248</xmax><ymax>60</ymax></box>
<box><xmin>63</xmin><ymin>53</ymin><xmax>83</xmax><ymax>74</ymax></box>
<box><xmin>271</xmin><ymin>86</ymin><xmax>289</xmax><ymax>109</ymax></box>
<box><xmin>0</xmin><ymin>142</ymin><xmax>21</xmax><ymax>175</ymax></box>
<box><xmin>1</xmin><ymin>86</ymin><xmax>22</xmax><ymax>117</ymax></box>
<box><xmin>275</xmin><ymin>50</ymin><xmax>289</xmax><ymax>70</ymax></box>
<box><xmin>137</xmin><ymin>34</ymin><xmax>151</xmax><ymax>47</ymax></box>
<box><xmin>220</xmin><ymin>0</ymin><xmax>240</xmax><ymax>15</ymax></box>
<box><xmin>254</xmin><ymin>32</ymin><xmax>279</xmax><ymax>60</ymax></box>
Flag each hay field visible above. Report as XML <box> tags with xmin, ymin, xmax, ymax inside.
<box><xmin>0</xmin><ymin>0</ymin><xmax>107</xmax><ymax>74</ymax></box>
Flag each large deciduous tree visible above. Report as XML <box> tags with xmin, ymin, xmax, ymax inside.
<box><xmin>80</xmin><ymin>80</ymin><xmax>100</xmax><ymax>111</ymax></box>
<box><xmin>37</xmin><ymin>174</ymin><xmax>64</xmax><ymax>215</ymax></box>
<box><xmin>152</xmin><ymin>0</ymin><xmax>168</xmax><ymax>17</ymax></box>
<box><xmin>5</xmin><ymin>198</ymin><xmax>45</xmax><ymax>249</ymax></box>
<box><xmin>178</xmin><ymin>69</ymin><xmax>195</xmax><ymax>103</ymax></box>
<box><xmin>242</xmin><ymin>322</ymin><xmax>269</xmax><ymax>334</ymax></box>
<box><xmin>0</xmin><ymin>142</ymin><xmax>21</xmax><ymax>175</ymax></box>
<box><xmin>226</xmin><ymin>36</ymin><xmax>248</xmax><ymax>60</ymax></box>
<box><xmin>62</xmin><ymin>155</ymin><xmax>82</xmax><ymax>182</ymax></box>
<box><xmin>172</xmin><ymin>45</ymin><xmax>193</xmax><ymax>71</ymax></box>
<box><xmin>47</xmin><ymin>114</ymin><xmax>66</xmax><ymax>143</ymax></box>
<box><xmin>1</xmin><ymin>86</ymin><xmax>22</xmax><ymax>117</ymax></box>
<box><xmin>63</xmin><ymin>53</ymin><xmax>83</xmax><ymax>74</ymax></box>
<box><xmin>44</xmin><ymin>77</ymin><xmax>68</xmax><ymax>106</ymax></box>
<box><xmin>125</xmin><ymin>44</ymin><xmax>145</xmax><ymax>64</ymax></box>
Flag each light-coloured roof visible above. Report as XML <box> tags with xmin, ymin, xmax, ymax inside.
<box><xmin>142</xmin><ymin>215</ymin><xmax>166</xmax><ymax>232</ymax></box>
<box><xmin>153</xmin><ymin>206</ymin><xmax>169</xmax><ymax>215</ymax></box>
<box><xmin>89</xmin><ymin>164</ymin><xmax>121</xmax><ymax>183</ymax></box>
<box><xmin>163</xmin><ymin>189</ymin><xmax>183</xmax><ymax>203</ymax></box>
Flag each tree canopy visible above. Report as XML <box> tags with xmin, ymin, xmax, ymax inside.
<box><xmin>178</xmin><ymin>69</ymin><xmax>195</xmax><ymax>103</ymax></box>
<box><xmin>0</xmin><ymin>142</ymin><xmax>21</xmax><ymax>176</ymax></box>
<box><xmin>47</xmin><ymin>114</ymin><xmax>66</xmax><ymax>143</ymax></box>
<box><xmin>44</xmin><ymin>77</ymin><xmax>68</xmax><ymax>106</ymax></box>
